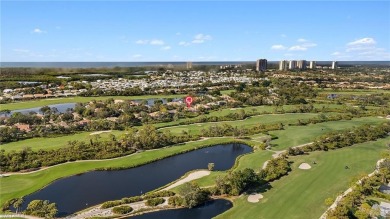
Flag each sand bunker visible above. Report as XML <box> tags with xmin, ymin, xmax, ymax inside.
<box><xmin>299</xmin><ymin>163</ymin><xmax>312</xmax><ymax>170</ymax></box>
<box><xmin>90</xmin><ymin>130</ymin><xmax>112</xmax><ymax>135</ymax></box>
<box><xmin>247</xmin><ymin>193</ymin><xmax>263</xmax><ymax>203</ymax></box>
<box><xmin>163</xmin><ymin>170</ymin><xmax>210</xmax><ymax>190</ymax></box>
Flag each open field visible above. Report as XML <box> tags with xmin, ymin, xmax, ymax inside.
<box><xmin>161</xmin><ymin>113</ymin><xmax>321</xmax><ymax>135</ymax></box>
<box><xmin>0</xmin><ymin>94</ymin><xmax>185</xmax><ymax>111</ymax></box>
<box><xmin>217</xmin><ymin>137</ymin><xmax>390</xmax><ymax>219</ymax></box>
<box><xmin>269</xmin><ymin>116</ymin><xmax>386</xmax><ymax>150</ymax></box>
<box><xmin>317</xmin><ymin>88</ymin><xmax>390</xmax><ymax>95</ymax></box>
<box><xmin>0</xmin><ymin>130</ymin><xmax>124</xmax><ymax>152</ymax></box>
<box><xmin>0</xmin><ymin>137</ymin><xmax>239</xmax><ymax>208</ymax></box>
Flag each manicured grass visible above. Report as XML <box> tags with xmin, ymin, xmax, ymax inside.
<box><xmin>217</xmin><ymin>137</ymin><xmax>390</xmax><ymax>219</ymax></box>
<box><xmin>0</xmin><ymin>130</ymin><xmax>124</xmax><ymax>152</ymax></box>
<box><xmin>0</xmin><ymin>94</ymin><xmax>185</xmax><ymax>111</ymax></box>
<box><xmin>162</xmin><ymin>113</ymin><xmax>321</xmax><ymax>135</ymax></box>
<box><xmin>269</xmin><ymin>116</ymin><xmax>386</xmax><ymax>150</ymax></box>
<box><xmin>0</xmin><ymin>137</ymin><xmax>239</xmax><ymax>208</ymax></box>
<box><xmin>318</xmin><ymin>89</ymin><xmax>390</xmax><ymax>95</ymax></box>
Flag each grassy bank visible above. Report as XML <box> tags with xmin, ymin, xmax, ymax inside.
<box><xmin>0</xmin><ymin>130</ymin><xmax>124</xmax><ymax>152</ymax></box>
<box><xmin>269</xmin><ymin>116</ymin><xmax>386</xmax><ymax>150</ymax></box>
<box><xmin>217</xmin><ymin>137</ymin><xmax>390</xmax><ymax>219</ymax></box>
<box><xmin>0</xmin><ymin>137</ymin><xmax>241</xmax><ymax>208</ymax></box>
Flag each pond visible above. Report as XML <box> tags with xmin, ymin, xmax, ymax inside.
<box><xmin>7</xmin><ymin>98</ymin><xmax>183</xmax><ymax>116</ymax></box>
<box><xmin>129</xmin><ymin>199</ymin><xmax>232</xmax><ymax>219</ymax></box>
<box><xmin>23</xmin><ymin>143</ymin><xmax>252</xmax><ymax>216</ymax></box>
<box><xmin>9</xmin><ymin>103</ymin><xmax>76</xmax><ymax>115</ymax></box>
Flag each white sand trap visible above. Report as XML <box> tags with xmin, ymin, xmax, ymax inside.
<box><xmin>90</xmin><ymin>130</ymin><xmax>112</xmax><ymax>135</ymax></box>
<box><xmin>299</xmin><ymin>163</ymin><xmax>312</xmax><ymax>170</ymax></box>
<box><xmin>247</xmin><ymin>193</ymin><xmax>263</xmax><ymax>203</ymax></box>
<box><xmin>163</xmin><ymin>170</ymin><xmax>210</xmax><ymax>190</ymax></box>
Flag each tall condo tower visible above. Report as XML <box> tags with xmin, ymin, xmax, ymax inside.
<box><xmin>309</xmin><ymin>61</ymin><xmax>317</xmax><ymax>69</ymax></box>
<box><xmin>297</xmin><ymin>60</ymin><xmax>307</xmax><ymax>70</ymax></box>
<box><xmin>279</xmin><ymin>60</ymin><xmax>288</xmax><ymax>71</ymax></box>
<box><xmin>289</xmin><ymin>60</ymin><xmax>297</xmax><ymax>70</ymax></box>
<box><xmin>256</xmin><ymin>59</ymin><xmax>267</xmax><ymax>71</ymax></box>
<box><xmin>331</xmin><ymin>61</ymin><xmax>338</xmax><ymax>69</ymax></box>
<box><xmin>186</xmin><ymin>62</ymin><xmax>192</xmax><ymax>69</ymax></box>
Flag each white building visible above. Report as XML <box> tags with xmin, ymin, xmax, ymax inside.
<box><xmin>309</xmin><ymin>61</ymin><xmax>316</xmax><ymax>69</ymax></box>
<box><xmin>297</xmin><ymin>60</ymin><xmax>307</xmax><ymax>70</ymax></box>
<box><xmin>332</xmin><ymin>61</ymin><xmax>338</xmax><ymax>69</ymax></box>
<box><xmin>289</xmin><ymin>60</ymin><xmax>297</xmax><ymax>70</ymax></box>
<box><xmin>279</xmin><ymin>60</ymin><xmax>288</xmax><ymax>71</ymax></box>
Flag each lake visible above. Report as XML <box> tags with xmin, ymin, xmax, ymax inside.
<box><xmin>23</xmin><ymin>143</ymin><xmax>252</xmax><ymax>216</ymax></box>
<box><xmin>129</xmin><ymin>199</ymin><xmax>232</xmax><ymax>219</ymax></box>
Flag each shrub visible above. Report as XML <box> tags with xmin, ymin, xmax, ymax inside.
<box><xmin>145</xmin><ymin>198</ymin><xmax>165</xmax><ymax>206</ymax></box>
<box><xmin>112</xmin><ymin>205</ymin><xmax>133</xmax><ymax>214</ymax></box>
<box><xmin>101</xmin><ymin>200</ymin><xmax>122</xmax><ymax>209</ymax></box>
<box><xmin>121</xmin><ymin>196</ymin><xmax>143</xmax><ymax>204</ymax></box>
<box><xmin>144</xmin><ymin>190</ymin><xmax>175</xmax><ymax>199</ymax></box>
<box><xmin>168</xmin><ymin>196</ymin><xmax>184</xmax><ymax>207</ymax></box>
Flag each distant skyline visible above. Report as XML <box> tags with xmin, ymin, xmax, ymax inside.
<box><xmin>1</xmin><ymin>1</ymin><xmax>389</xmax><ymax>62</ymax></box>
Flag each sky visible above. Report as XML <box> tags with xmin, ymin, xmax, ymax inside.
<box><xmin>1</xmin><ymin>1</ymin><xmax>390</xmax><ymax>62</ymax></box>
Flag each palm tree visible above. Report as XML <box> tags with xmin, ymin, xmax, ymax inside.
<box><xmin>13</xmin><ymin>198</ymin><xmax>24</xmax><ymax>214</ymax></box>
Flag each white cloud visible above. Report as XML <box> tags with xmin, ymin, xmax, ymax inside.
<box><xmin>191</xmin><ymin>34</ymin><xmax>212</xmax><ymax>44</ymax></box>
<box><xmin>178</xmin><ymin>34</ymin><xmax>212</xmax><ymax>46</ymax></box>
<box><xmin>332</xmin><ymin>37</ymin><xmax>389</xmax><ymax>60</ymax></box>
<box><xmin>347</xmin><ymin>37</ymin><xmax>376</xmax><ymax>46</ymax></box>
<box><xmin>287</xmin><ymin>39</ymin><xmax>317</xmax><ymax>51</ymax></box>
<box><xmin>132</xmin><ymin>54</ymin><xmax>142</xmax><ymax>58</ymax></box>
<box><xmin>32</xmin><ymin>28</ymin><xmax>46</xmax><ymax>34</ymax></box>
<box><xmin>136</xmin><ymin>40</ymin><xmax>149</xmax><ymax>44</ymax></box>
<box><xmin>150</xmin><ymin>40</ymin><xmax>165</xmax><ymax>45</ymax></box>
<box><xmin>178</xmin><ymin>41</ymin><xmax>190</xmax><ymax>46</ymax></box>
<box><xmin>136</xmin><ymin>39</ymin><xmax>165</xmax><ymax>46</ymax></box>
<box><xmin>161</xmin><ymin>46</ymin><xmax>171</xmax><ymax>50</ymax></box>
<box><xmin>271</xmin><ymin>45</ymin><xmax>287</xmax><ymax>50</ymax></box>
<box><xmin>289</xmin><ymin>45</ymin><xmax>307</xmax><ymax>51</ymax></box>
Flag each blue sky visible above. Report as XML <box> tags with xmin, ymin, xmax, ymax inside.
<box><xmin>1</xmin><ymin>1</ymin><xmax>389</xmax><ymax>62</ymax></box>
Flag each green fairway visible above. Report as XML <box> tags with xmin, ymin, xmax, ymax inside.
<box><xmin>269</xmin><ymin>116</ymin><xmax>386</xmax><ymax>150</ymax></box>
<box><xmin>0</xmin><ymin>137</ymin><xmax>241</xmax><ymax>208</ymax></box>
<box><xmin>162</xmin><ymin>113</ymin><xmax>321</xmax><ymax>135</ymax></box>
<box><xmin>0</xmin><ymin>94</ymin><xmax>185</xmax><ymax>111</ymax></box>
<box><xmin>217</xmin><ymin>137</ymin><xmax>390</xmax><ymax>219</ymax></box>
<box><xmin>0</xmin><ymin>130</ymin><xmax>124</xmax><ymax>152</ymax></box>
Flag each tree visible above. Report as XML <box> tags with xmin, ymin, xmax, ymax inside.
<box><xmin>13</xmin><ymin>198</ymin><xmax>24</xmax><ymax>214</ymax></box>
<box><xmin>24</xmin><ymin>200</ymin><xmax>58</xmax><ymax>218</ymax></box>
<box><xmin>179</xmin><ymin>182</ymin><xmax>210</xmax><ymax>208</ymax></box>
<box><xmin>208</xmin><ymin>163</ymin><xmax>215</xmax><ymax>171</ymax></box>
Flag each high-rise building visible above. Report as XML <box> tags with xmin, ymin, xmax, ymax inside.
<box><xmin>186</xmin><ymin>62</ymin><xmax>192</xmax><ymax>69</ymax></box>
<box><xmin>297</xmin><ymin>60</ymin><xmax>307</xmax><ymax>70</ymax></box>
<box><xmin>309</xmin><ymin>61</ymin><xmax>316</xmax><ymax>69</ymax></box>
<box><xmin>331</xmin><ymin>61</ymin><xmax>338</xmax><ymax>69</ymax></box>
<box><xmin>289</xmin><ymin>60</ymin><xmax>297</xmax><ymax>70</ymax></box>
<box><xmin>279</xmin><ymin>60</ymin><xmax>288</xmax><ymax>71</ymax></box>
<box><xmin>256</xmin><ymin>59</ymin><xmax>267</xmax><ymax>71</ymax></box>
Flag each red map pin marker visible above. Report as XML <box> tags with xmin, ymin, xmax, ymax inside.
<box><xmin>185</xmin><ymin>96</ymin><xmax>193</xmax><ymax>108</ymax></box>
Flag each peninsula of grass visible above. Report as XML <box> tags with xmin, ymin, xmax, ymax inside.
<box><xmin>0</xmin><ymin>94</ymin><xmax>185</xmax><ymax>111</ymax></box>
<box><xmin>217</xmin><ymin>137</ymin><xmax>390</xmax><ymax>219</ymax></box>
<box><xmin>0</xmin><ymin>137</ymin><xmax>243</xmax><ymax>208</ymax></box>
<box><xmin>161</xmin><ymin>113</ymin><xmax>321</xmax><ymax>135</ymax></box>
<box><xmin>269</xmin><ymin>116</ymin><xmax>385</xmax><ymax>150</ymax></box>
<box><xmin>0</xmin><ymin>130</ymin><xmax>124</xmax><ymax>152</ymax></box>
